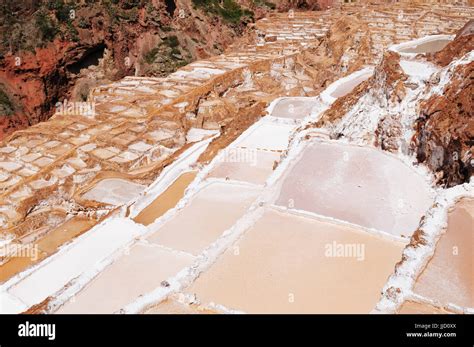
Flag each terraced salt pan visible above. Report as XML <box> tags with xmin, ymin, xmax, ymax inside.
<box><xmin>4</xmin><ymin>218</ymin><xmax>145</xmax><ymax>311</ymax></box>
<box><xmin>375</xmin><ymin>183</ymin><xmax>473</xmax><ymax>314</ymax></box>
<box><xmin>56</xmin><ymin>244</ymin><xmax>194</xmax><ymax>314</ymax></box>
<box><xmin>0</xmin><ymin>216</ymin><xmax>96</xmax><ymax>283</ymax></box>
<box><xmin>146</xmin><ymin>182</ymin><xmax>261</xmax><ymax>256</ymax></box>
<box><xmin>82</xmin><ymin>179</ymin><xmax>145</xmax><ymax>205</ymax></box>
<box><xmin>269</xmin><ymin>98</ymin><xmax>320</xmax><ymax>120</ymax></box>
<box><xmin>186</xmin><ymin>128</ymin><xmax>219</xmax><ymax>142</ymax></box>
<box><xmin>186</xmin><ymin>209</ymin><xmax>405</xmax><ymax>313</ymax></box>
<box><xmin>320</xmin><ymin>67</ymin><xmax>374</xmax><ymax>104</ymax></box>
<box><xmin>399</xmin><ymin>60</ymin><xmax>438</xmax><ymax>81</ymax></box>
<box><xmin>232</xmin><ymin>121</ymin><xmax>294</xmax><ymax>151</ymax></box>
<box><xmin>2</xmin><ymin>139</ymin><xmax>213</xmax><ymax>311</ymax></box>
<box><xmin>329</xmin><ymin>69</ymin><xmax>373</xmax><ymax>98</ymax></box>
<box><xmin>389</xmin><ymin>35</ymin><xmax>454</xmax><ymax>55</ymax></box>
<box><xmin>275</xmin><ymin>141</ymin><xmax>434</xmax><ymax>237</ymax></box>
<box><xmin>412</xmin><ymin>198</ymin><xmax>474</xmax><ymax>309</ymax></box>
<box><xmin>133</xmin><ymin>172</ymin><xmax>197</xmax><ymax>226</ymax></box>
<box><xmin>0</xmin><ymin>292</ymin><xmax>26</xmax><ymax>313</ymax></box>
<box><xmin>208</xmin><ymin>150</ymin><xmax>280</xmax><ymax>185</ymax></box>
<box><xmin>129</xmin><ymin>137</ymin><xmax>214</xmax><ymax>219</ymax></box>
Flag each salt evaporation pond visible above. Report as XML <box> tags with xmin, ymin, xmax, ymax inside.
<box><xmin>275</xmin><ymin>141</ymin><xmax>434</xmax><ymax>237</ymax></box>
<box><xmin>186</xmin><ymin>209</ymin><xmax>405</xmax><ymax>313</ymax></box>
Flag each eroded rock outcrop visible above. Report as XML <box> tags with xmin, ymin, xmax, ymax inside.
<box><xmin>410</xmin><ymin>21</ymin><xmax>473</xmax><ymax>187</ymax></box>
<box><xmin>314</xmin><ymin>50</ymin><xmax>408</xmax><ymax>147</ymax></box>
<box><xmin>412</xmin><ymin>60</ymin><xmax>473</xmax><ymax>187</ymax></box>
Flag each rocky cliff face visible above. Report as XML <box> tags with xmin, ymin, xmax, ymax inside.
<box><xmin>0</xmin><ymin>0</ymin><xmax>308</xmax><ymax>140</ymax></box>
<box><xmin>316</xmin><ymin>50</ymin><xmax>406</xmax><ymax>134</ymax></box>
<box><xmin>412</xmin><ymin>23</ymin><xmax>473</xmax><ymax>187</ymax></box>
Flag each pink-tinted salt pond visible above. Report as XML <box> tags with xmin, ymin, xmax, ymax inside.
<box><xmin>396</xmin><ymin>36</ymin><xmax>452</xmax><ymax>54</ymax></box>
<box><xmin>275</xmin><ymin>141</ymin><xmax>433</xmax><ymax>237</ymax></box>
<box><xmin>82</xmin><ymin>178</ymin><xmax>145</xmax><ymax>205</ymax></box>
<box><xmin>233</xmin><ymin>122</ymin><xmax>293</xmax><ymax>151</ymax></box>
<box><xmin>207</xmin><ymin>150</ymin><xmax>279</xmax><ymax>185</ymax></box>
<box><xmin>56</xmin><ymin>244</ymin><xmax>194</xmax><ymax>314</ymax></box>
<box><xmin>270</xmin><ymin>98</ymin><xmax>320</xmax><ymax>119</ymax></box>
<box><xmin>413</xmin><ymin>198</ymin><xmax>473</xmax><ymax>308</ymax></box>
<box><xmin>185</xmin><ymin>208</ymin><xmax>405</xmax><ymax>313</ymax></box>
<box><xmin>147</xmin><ymin>182</ymin><xmax>261</xmax><ymax>255</ymax></box>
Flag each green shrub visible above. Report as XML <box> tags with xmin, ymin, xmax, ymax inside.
<box><xmin>66</xmin><ymin>22</ymin><xmax>79</xmax><ymax>42</ymax></box>
<box><xmin>36</xmin><ymin>10</ymin><xmax>58</xmax><ymax>42</ymax></box>
<box><xmin>163</xmin><ymin>35</ymin><xmax>179</xmax><ymax>48</ymax></box>
<box><xmin>47</xmin><ymin>0</ymin><xmax>75</xmax><ymax>23</ymax></box>
<box><xmin>253</xmin><ymin>0</ymin><xmax>276</xmax><ymax>10</ymax></box>
<box><xmin>104</xmin><ymin>0</ymin><xmax>118</xmax><ymax>24</ymax></box>
<box><xmin>192</xmin><ymin>0</ymin><xmax>254</xmax><ymax>25</ymax></box>
<box><xmin>119</xmin><ymin>8</ymin><xmax>138</xmax><ymax>22</ymax></box>
<box><xmin>122</xmin><ymin>0</ymin><xmax>141</xmax><ymax>9</ymax></box>
<box><xmin>0</xmin><ymin>88</ymin><xmax>14</xmax><ymax>116</ymax></box>
<box><xmin>144</xmin><ymin>47</ymin><xmax>159</xmax><ymax>64</ymax></box>
<box><xmin>170</xmin><ymin>47</ymin><xmax>180</xmax><ymax>56</ymax></box>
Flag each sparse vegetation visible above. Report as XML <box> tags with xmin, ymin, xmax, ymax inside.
<box><xmin>36</xmin><ymin>10</ymin><xmax>58</xmax><ymax>43</ymax></box>
<box><xmin>145</xmin><ymin>36</ymin><xmax>181</xmax><ymax>65</ymax></box>
<box><xmin>119</xmin><ymin>8</ymin><xmax>139</xmax><ymax>22</ymax></box>
<box><xmin>121</xmin><ymin>0</ymin><xmax>141</xmax><ymax>9</ymax></box>
<box><xmin>66</xmin><ymin>22</ymin><xmax>79</xmax><ymax>42</ymax></box>
<box><xmin>104</xmin><ymin>0</ymin><xmax>118</xmax><ymax>24</ymax></box>
<box><xmin>253</xmin><ymin>0</ymin><xmax>276</xmax><ymax>10</ymax></box>
<box><xmin>0</xmin><ymin>0</ymin><xmax>253</xmax><ymax>58</ymax></box>
<box><xmin>0</xmin><ymin>1</ymin><xmax>84</xmax><ymax>52</ymax></box>
<box><xmin>142</xmin><ymin>35</ymin><xmax>190</xmax><ymax>77</ymax></box>
<box><xmin>192</xmin><ymin>0</ymin><xmax>254</xmax><ymax>25</ymax></box>
<box><xmin>144</xmin><ymin>47</ymin><xmax>160</xmax><ymax>64</ymax></box>
<box><xmin>47</xmin><ymin>0</ymin><xmax>76</xmax><ymax>23</ymax></box>
<box><xmin>163</xmin><ymin>35</ymin><xmax>180</xmax><ymax>48</ymax></box>
<box><xmin>0</xmin><ymin>88</ymin><xmax>14</xmax><ymax>116</ymax></box>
